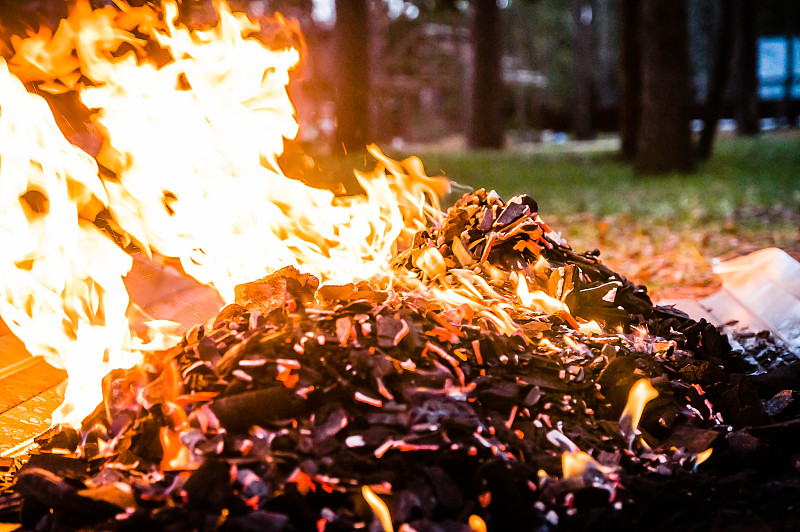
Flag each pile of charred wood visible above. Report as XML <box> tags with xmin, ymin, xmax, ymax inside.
<box><xmin>2</xmin><ymin>190</ymin><xmax>799</xmax><ymax>531</ymax></box>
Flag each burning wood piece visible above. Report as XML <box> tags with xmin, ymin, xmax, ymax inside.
<box><xmin>234</xmin><ymin>266</ymin><xmax>319</xmax><ymax>315</ymax></box>
<box><xmin>2</xmin><ymin>190</ymin><xmax>799</xmax><ymax>531</ymax></box>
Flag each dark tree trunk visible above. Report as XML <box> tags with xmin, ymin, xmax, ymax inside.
<box><xmin>572</xmin><ymin>0</ymin><xmax>594</xmax><ymax>140</ymax></box>
<box><xmin>635</xmin><ymin>0</ymin><xmax>695</xmax><ymax>174</ymax></box>
<box><xmin>333</xmin><ymin>0</ymin><xmax>370</xmax><ymax>154</ymax></box>
<box><xmin>468</xmin><ymin>0</ymin><xmax>505</xmax><ymax>149</ymax></box>
<box><xmin>697</xmin><ymin>0</ymin><xmax>736</xmax><ymax>160</ymax></box>
<box><xmin>618</xmin><ymin>0</ymin><xmax>641</xmax><ymax>159</ymax></box>
<box><xmin>735</xmin><ymin>0</ymin><xmax>759</xmax><ymax>135</ymax></box>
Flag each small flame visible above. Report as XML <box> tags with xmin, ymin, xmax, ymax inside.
<box><xmin>362</xmin><ymin>485</ymin><xmax>394</xmax><ymax>532</ymax></box>
<box><xmin>695</xmin><ymin>447</ymin><xmax>713</xmax><ymax>467</ymax></box>
<box><xmin>562</xmin><ymin>450</ymin><xmax>604</xmax><ymax>479</ymax></box>
<box><xmin>516</xmin><ymin>275</ymin><xmax>569</xmax><ymax>315</ymax></box>
<box><xmin>468</xmin><ymin>514</ymin><xmax>487</xmax><ymax>532</ymax></box>
<box><xmin>619</xmin><ymin>378</ymin><xmax>659</xmax><ymax>447</ymax></box>
<box><xmin>560</xmin><ymin>449</ymin><xmax>618</xmax><ymax>497</ymax></box>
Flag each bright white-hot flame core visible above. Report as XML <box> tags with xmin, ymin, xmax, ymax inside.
<box><xmin>72</xmin><ymin>0</ymin><xmax>445</xmax><ymax>302</ymax></box>
<box><xmin>0</xmin><ymin>59</ymin><xmax>138</xmax><ymax>426</ymax></box>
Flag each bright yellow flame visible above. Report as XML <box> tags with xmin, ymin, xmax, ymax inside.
<box><xmin>516</xmin><ymin>275</ymin><xmax>569</xmax><ymax>315</ymax></box>
<box><xmin>362</xmin><ymin>485</ymin><xmax>394</xmax><ymax>532</ymax></box>
<box><xmin>619</xmin><ymin>378</ymin><xmax>659</xmax><ymax>443</ymax></box>
<box><xmin>0</xmin><ymin>58</ymin><xmax>144</xmax><ymax>426</ymax></box>
<box><xmin>578</xmin><ymin>320</ymin><xmax>603</xmax><ymax>336</ymax></box>
<box><xmin>62</xmin><ymin>1</ymin><xmax>443</xmax><ymax>302</ymax></box>
<box><xmin>562</xmin><ymin>450</ymin><xmax>599</xmax><ymax>479</ymax></box>
<box><xmin>413</xmin><ymin>247</ymin><xmax>447</xmax><ymax>279</ymax></box>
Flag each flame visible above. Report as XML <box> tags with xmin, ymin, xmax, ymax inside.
<box><xmin>362</xmin><ymin>485</ymin><xmax>394</xmax><ymax>532</ymax></box>
<box><xmin>695</xmin><ymin>447</ymin><xmax>713</xmax><ymax>467</ymax></box>
<box><xmin>619</xmin><ymin>378</ymin><xmax>659</xmax><ymax>447</ymax></box>
<box><xmin>0</xmin><ymin>58</ymin><xmax>142</xmax><ymax>426</ymax></box>
<box><xmin>468</xmin><ymin>515</ymin><xmax>487</xmax><ymax>532</ymax></box>
<box><xmin>8</xmin><ymin>0</ymin><xmax>446</xmax><ymax>302</ymax></box>
<box><xmin>562</xmin><ymin>450</ymin><xmax>604</xmax><ymax>479</ymax></box>
<box><xmin>0</xmin><ymin>1</ymin><xmax>448</xmax><ymax>425</ymax></box>
<box><xmin>516</xmin><ymin>274</ymin><xmax>569</xmax><ymax>315</ymax></box>
<box><xmin>560</xmin><ymin>449</ymin><xmax>617</xmax><ymax>497</ymax></box>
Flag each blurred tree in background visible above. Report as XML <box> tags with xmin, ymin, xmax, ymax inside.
<box><xmin>332</xmin><ymin>0</ymin><xmax>370</xmax><ymax>153</ymax></box>
<box><xmin>467</xmin><ymin>0</ymin><xmax>504</xmax><ymax>148</ymax></box>
<box><xmin>635</xmin><ymin>0</ymin><xmax>694</xmax><ymax>174</ymax></box>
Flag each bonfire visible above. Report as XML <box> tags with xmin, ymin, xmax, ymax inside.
<box><xmin>0</xmin><ymin>3</ymin><xmax>798</xmax><ymax>531</ymax></box>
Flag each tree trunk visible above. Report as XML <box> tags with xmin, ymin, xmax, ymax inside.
<box><xmin>618</xmin><ymin>0</ymin><xmax>641</xmax><ymax>159</ymax></box>
<box><xmin>468</xmin><ymin>0</ymin><xmax>505</xmax><ymax>149</ymax></box>
<box><xmin>572</xmin><ymin>0</ymin><xmax>594</xmax><ymax>140</ymax></box>
<box><xmin>333</xmin><ymin>0</ymin><xmax>370</xmax><ymax>154</ymax></box>
<box><xmin>635</xmin><ymin>0</ymin><xmax>695</xmax><ymax>174</ymax></box>
<box><xmin>697</xmin><ymin>0</ymin><xmax>736</xmax><ymax>160</ymax></box>
<box><xmin>735</xmin><ymin>0</ymin><xmax>759</xmax><ymax>135</ymax></box>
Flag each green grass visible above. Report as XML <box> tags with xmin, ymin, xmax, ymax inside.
<box><xmin>403</xmin><ymin>134</ymin><xmax>800</xmax><ymax>228</ymax></box>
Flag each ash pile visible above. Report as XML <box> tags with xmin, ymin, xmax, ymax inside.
<box><xmin>3</xmin><ymin>190</ymin><xmax>800</xmax><ymax>531</ymax></box>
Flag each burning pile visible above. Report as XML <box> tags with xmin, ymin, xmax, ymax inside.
<box><xmin>5</xmin><ymin>190</ymin><xmax>800</xmax><ymax>531</ymax></box>
<box><xmin>0</xmin><ymin>2</ymin><xmax>799</xmax><ymax>531</ymax></box>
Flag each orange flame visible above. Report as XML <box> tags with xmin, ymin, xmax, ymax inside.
<box><xmin>468</xmin><ymin>514</ymin><xmax>487</xmax><ymax>532</ymax></box>
<box><xmin>695</xmin><ymin>447</ymin><xmax>713</xmax><ymax>467</ymax></box>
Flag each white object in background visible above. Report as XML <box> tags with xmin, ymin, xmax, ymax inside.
<box><xmin>664</xmin><ymin>248</ymin><xmax>800</xmax><ymax>355</ymax></box>
<box><xmin>710</xmin><ymin>248</ymin><xmax>800</xmax><ymax>353</ymax></box>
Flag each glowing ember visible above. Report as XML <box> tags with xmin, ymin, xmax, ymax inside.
<box><xmin>619</xmin><ymin>378</ymin><xmax>659</xmax><ymax>448</ymax></box>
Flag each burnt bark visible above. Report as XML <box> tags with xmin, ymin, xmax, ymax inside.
<box><xmin>618</xmin><ymin>0</ymin><xmax>641</xmax><ymax>159</ymax></box>
<box><xmin>333</xmin><ymin>0</ymin><xmax>370</xmax><ymax>154</ymax></box>
<box><xmin>697</xmin><ymin>0</ymin><xmax>736</xmax><ymax>160</ymax></box>
<box><xmin>635</xmin><ymin>0</ymin><xmax>695</xmax><ymax>174</ymax></box>
<box><xmin>735</xmin><ymin>0</ymin><xmax>759</xmax><ymax>135</ymax></box>
<box><xmin>468</xmin><ymin>0</ymin><xmax>505</xmax><ymax>149</ymax></box>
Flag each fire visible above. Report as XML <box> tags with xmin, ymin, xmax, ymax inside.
<box><xmin>8</xmin><ymin>0</ymin><xmax>447</xmax><ymax>302</ymax></box>
<box><xmin>362</xmin><ymin>485</ymin><xmax>394</xmax><ymax>532</ymax></box>
<box><xmin>468</xmin><ymin>514</ymin><xmax>488</xmax><ymax>532</ymax></box>
<box><xmin>619</xmin><ymin>378</ymin><xmax>659</xmax><ymax>448</ymax></box>
<box><xmin>561</xmin><ymin>450</ymin><xmax>612</xmax><ymax>479</ymax></box>
<box><xmin>695</xmin><ymin>447</ymin><xmax>713</xmax><ymax>467</ymax></box>
<box><xmin>516</xmin><ymin>273</ymin><xmax>569</xmax><ymax>315</ymax></box>
<box><xmin>0</xmin><ymin>1</ymin><xmax>448</xmax><ymax>426</ymax></box>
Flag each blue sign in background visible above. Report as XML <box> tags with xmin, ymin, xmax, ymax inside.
<box><xmin>758</xmin><ymin>36</ymin><xmax>800</xmax><ymax>100</ymax></box>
